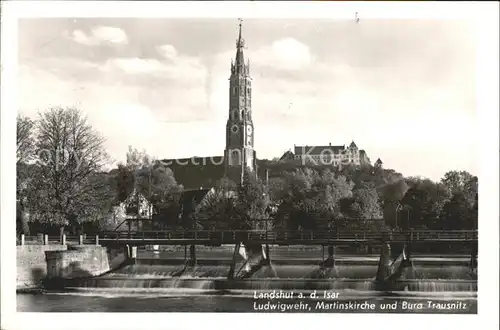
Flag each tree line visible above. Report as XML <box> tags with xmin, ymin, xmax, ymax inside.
<box><xmin>16</xmin><ymin>107</ymin><xmax>478</xmax><ymax>235</ymax></box>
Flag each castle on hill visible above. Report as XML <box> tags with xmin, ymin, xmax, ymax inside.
<box><xmin>280</xmin><ymin>141</ymin><xmax>371</xmax><ymax>167</ymax></box>
<box><xmin>161</xmin><ymin>22</ymin><xmax>378</xmax><ymax>190</ymax></box>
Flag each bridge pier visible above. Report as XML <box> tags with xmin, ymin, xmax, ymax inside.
<box><xmin>469</xmin><ymin>243</ymin><xmax>478</xmax><ymax>271</ymax></box>
<box><xmin>323</xmin><ymin>245</ymin><xmax>335</xmax><ymax>268</ymax></box>
<box><xmin>228</xmin><ymin>242</ymin><xmax>242</xmax><ymax>280</ymax></box>
<box><xmin>375</xmin><ymin>242</ymin><xmax>413</xmax><ymax>291</ymax></box>
<box><xmin>227</xmin><ymin>243</ymin><xmax>274</xmax><ymax>280</ymax></box>
<box><xmin>124</xmin><ymin>245</ymin><xmax>137</xmax><ymax>264</ymax></box>
<box><xmin>262</xmin><ymin>244</ymin><xmax>271</xmax><ymax>266</ymax></box>
<box><xmin>315</xmin><ymin>245</ymin><xmax>337</xmax><ymax>279</ymax></box>
<box><xmin>188</xmin><ymin>245</ymin><xmax>196</xmax><ymax>267</ymax></box>
<box><xmin>376</xmin><ymin>243</ymin><xmax>394</xmax><ymax>283</ymax></box>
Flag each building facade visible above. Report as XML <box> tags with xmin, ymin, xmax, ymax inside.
<box><xmin>284</xmin><ymin>141</ymin><xmax>371</xmax><ymax>167</ymax></box>
<box><xmin>224</xmin><ymin>21</ymin><xmax>257</xmax><ymax>184</ymax></box>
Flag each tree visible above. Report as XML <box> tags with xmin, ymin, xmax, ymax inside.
<box><xmin>441</xmin><ymin>170</ymin><xmax>477</xmax><ymax>207</ymax></box>
<box><xmin>342</xmin><ymin>185</ymin><xmax>383</xmax><ymax>220</ymax></box>
<box><xmin>400</xmin><ymin>178</ymin><xmax>451</xmax><ymax>229</ymax></box>
<box><xmin>112</xmin><ymin>147</ymin><xmax>184</xmax><ymax>230</ymax></box>
<box><xmin>29</xmin><ymin>107</ymin><xmax>110</xmax><ymax>234</ymax></box>
<box><xmin>136</xmin><ymin>165</ymin><xmax>183</xmax><ymax>205</ymax></box>
<box><xmin>233</xmin><ymin>170</ymin><xmax>270</xmax><ymax>230</ymax></box>
<box><xmin>193</xmin><ymin>177</ymin><xmax>238</xmax><ymax>229</ymax></box>
<box><xmin>440</xmin><ymin>191</ymin><xmax>474</xmax><ymax>230</ymax></box>
<box><xmin>441</xmin><ymin>170</ymin><xmax>474</xmax><ymax>193</ymax></box>
<box><xmin>16</xmin><ymin>115</ymin><xmax>36</xmax><ymax>235</ymax></box>
<box><xmin>112</xmin><ymin>164</ymin><xmax>135</xmax><ymax>203</ymax></box>
<box><xmin>267</xmin><ymin>177</ymin><xmax>286</xmax><ymax>204</ymax></box>
<box><xmin>471</xmin><ymin>192</ymin><xmax>478</xmax><ymax>229</ymax></box>
<box><xmin>142</xmin><ymin>165</ymin><xmax>183</xmax><ymax>228</ymax></box>
<box><xmin>437</xmin><ymin>170</ymin><xmax>478</xmax><ymax>230</ymax></box>
<box><xmin>17</xmin><ymin>114</ymin><xmax>35</xmax><ymax>164</ymax></box>
<box><xmin>379</xmin><ymin>179</ymin><xmax>409</xmax><ymax>228</ymax></box>
<box><xmin>125</xmin><ymin>145</ymin><xmax>152</xmax><ymax>173</ymax></box>
<box><xmin>277</xmin><ymin>168</ymin><xmax>354</xmax><ymax>230</ymax></box>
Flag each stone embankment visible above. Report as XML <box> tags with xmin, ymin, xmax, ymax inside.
<box><xmin>17</xmin><ymin>234</ymin><xmax>113</xmax><ymax>290</ymax></box>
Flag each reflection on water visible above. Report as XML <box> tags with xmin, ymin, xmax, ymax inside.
<box><xmin>17</xmin><ymin>291</ymin><xmax>477</xmax><ymax>313</ymax></box>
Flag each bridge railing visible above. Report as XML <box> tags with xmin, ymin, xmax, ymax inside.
<box><xmin>17</xmin><ymin>234</ymin><xmax>99</xmax><ymax>246</ymax></box>
<box><xmin>97</xmin><ymin>229</ymin><xmax>478</xmax><ymax>242</ymax></box>
<box><xmin>17</xmin><ymin>229</ymin><xmax>477</xmax><ymax>246</ymax></box>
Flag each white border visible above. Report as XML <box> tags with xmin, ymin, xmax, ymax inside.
<box><xmin>1</xmin><ymin>2</ymin><xmax>499</xmax><ymax>330</ymax></box>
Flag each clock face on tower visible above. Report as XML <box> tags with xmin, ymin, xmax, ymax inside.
<box><xmin>231</xmin><ymin>125</ymin><xmax>239</xmax><ymax>134</ymax></box>
<box><xmin>246</xmin><ymin>126</ymin><xmax>253</xmax><ymax>136</ymax></box>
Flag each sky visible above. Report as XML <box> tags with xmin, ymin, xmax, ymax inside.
<box><xmin>18</xmin><ymin>18</ymin><xmax>478</xmax><ymax>181</ymax></box>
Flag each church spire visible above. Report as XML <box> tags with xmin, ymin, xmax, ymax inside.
<box><xmin>225</xmin><ymin>18</ymin><xmax>256</xmax><ymax>184</ymax></box>
<box><xmin>236</xmin><ymin>18</ymin><xmax>245</xmax><ymax>49</ymax></box>
<box><xmin>234</xmin><ymin>19</ymin><xmax>246</xmax><ymax>74</ymax></box>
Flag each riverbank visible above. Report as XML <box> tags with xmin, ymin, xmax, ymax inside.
<box><xmin>17</xmin><ymin>244</ymin><xmax>111</xmax><ymax>290</ymax></box>
<box><xmin>16</xmin><ymin>245</ymin><xmax>67</xmax><ymax>289</ymax></box>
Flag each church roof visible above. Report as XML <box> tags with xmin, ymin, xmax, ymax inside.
<box><xmin>280</xmin><ymin>150</ymin><xmax>295</xmax><ymax>161</ymax></box>
<box><xmin>161</xmin><ymin>156</ymin><xmax>225</xmax><ymax>190</ymax></box>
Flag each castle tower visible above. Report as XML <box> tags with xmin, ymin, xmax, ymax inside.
<box><xmin>224</xmin><ymin>20</ymin><xmax>257</xmax><ymax>184</ymax></box>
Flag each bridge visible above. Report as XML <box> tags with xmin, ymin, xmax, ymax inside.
<box><xmin>18</xmin><ymin>228</ymin><xmax>478</xmax><ymax>284</ymax></box>
<box><xmin>96</xmin><ymin>229</ymin><xmax>478</xmax><ymax>246</ymax></box>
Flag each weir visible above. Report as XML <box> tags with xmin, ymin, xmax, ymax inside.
<box><xmin>61</xmin><ymin>257</ymin><xmax>478</xmax><ymax>293</ymax></box>
<box><xmin>169</xmin><ymin>245</ymin><xmax>198</xmax><ymax>277</ymax></box>
<box><xmin>313</xmin><ymin>245</ymin><xmax>338</xmax><ymax>279</ymax></box>
<box><xmin>228</xmin><ymin>243</ymin><xmax>274</xmax><ymax>279</ymax></box>
<box><xmin>17</xmin><ymin>229</ymin><xmax>478</xmax><ymax>294</ymax></box>
<box><xmin>374</xmin><ymin>242</ymin><xmax>414</xmax><ymax>291</ymax></box>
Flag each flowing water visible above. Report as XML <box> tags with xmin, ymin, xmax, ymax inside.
<box><xmin>17</xmin><ymin>251</ymin><xmax>477</xmax><ymax>313</ymax></box>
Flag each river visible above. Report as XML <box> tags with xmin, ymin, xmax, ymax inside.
<box><xmin>17</xmin><ymin>290</ymin><xmax>477</xmax><ymax>313</ymax></box>
<box><xmin>16</xmin><ymin>251</ymin><xmax>477</xmax><ymax>313</ymax></box>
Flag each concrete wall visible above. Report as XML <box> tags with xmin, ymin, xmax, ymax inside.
<box><xmin>17</xmin><ymin>245</ymin><xmax>67</xmax><ymax>289</ymax></box>
<box><xmin>17</xmin><ymin>244</ymin><xmax>115</xmax><ymax>289</ymax></box>
<box><xmin>45</xmin><ymin>246</ymin><xmax>110</xmax><ymax>279</ymax></box>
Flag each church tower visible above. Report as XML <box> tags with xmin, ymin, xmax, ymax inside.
<box><xmin>224</xmin><ymin>20</ymin><xmax>257</xmax><ymax>184</ymax></box>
